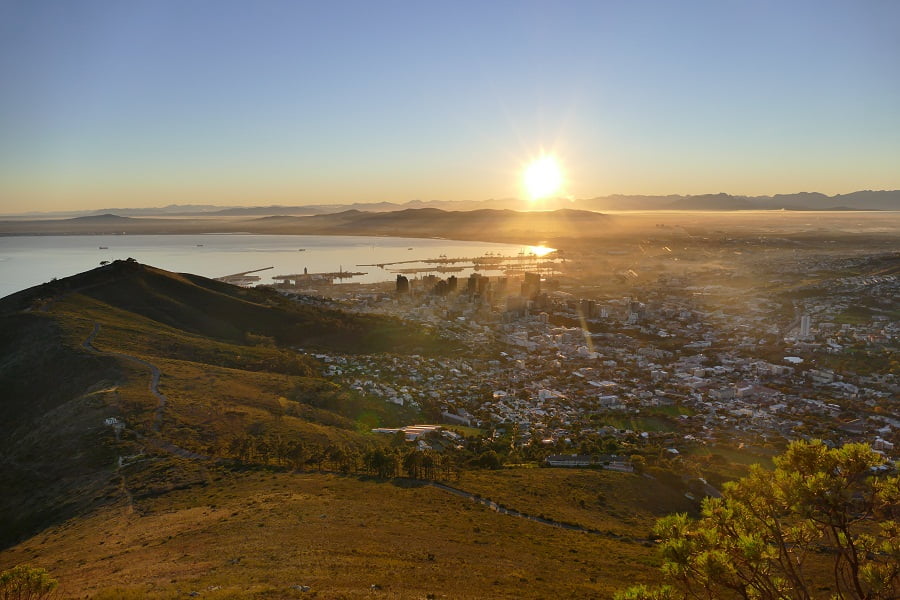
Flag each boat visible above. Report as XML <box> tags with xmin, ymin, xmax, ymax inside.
<box><xmin>298</xmin><ymin>248</ymin><xmax>306</xmax><ymax>251</ymax></box>
<box><xmin>99</xmin><ymin>246</ymin><xmax>108</xmax><ymax>249</ymax></box>
<box><xmin>408</xmin><ymin>247</ymin><xmax>413</xmax><ymax>250</ymax></box>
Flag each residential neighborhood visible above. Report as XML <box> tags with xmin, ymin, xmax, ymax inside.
<box><xmin>283</xmin><ymin>243</ymin><xmax>898</xmax><ymax>471</ymax></box>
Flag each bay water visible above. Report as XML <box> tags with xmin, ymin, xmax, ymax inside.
<box><xmin>0</xmin><ymin>234</ymin><xmax>541</xmax><ymax>299</ymax></box>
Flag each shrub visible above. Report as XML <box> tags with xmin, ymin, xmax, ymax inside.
<box><xmin>0</xmin><ymin>564</ymin><xmax>58</xmax><ymax>600</ymax></box>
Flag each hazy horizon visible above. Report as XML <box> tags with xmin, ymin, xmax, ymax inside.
<box><xmin>4</xmin><ymin>190</ymin><xmax>900</xmax><ymax>219</ymax></box>
<box><xmin>2</xmin><ymin>0</ymin><xmax>899</xmax><ymax>213</ymax></box>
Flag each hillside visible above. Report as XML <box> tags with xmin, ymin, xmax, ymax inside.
<box><xmin>0</xmin><ymin>261</ymin><xmax>443</xmax><ymax>546</ymax></box>
<box><xmin>0</xmin><ymin>259</ymin><xmax>441</xmax><ymax>353</ymax></box>
<box><xmin>0</xmin><ymin>260</ymin><xmax>704</xmax><ymax>598</ymax></box>
<box><xmin>0</xmin><ymin>468</ymin><xmax>696</xmax><ymax>599</ymax></box>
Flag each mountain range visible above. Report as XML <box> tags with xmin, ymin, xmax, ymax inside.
<box><xmin>4</xmin><ymin>190</ymin><xmax>898</xmax><ymax>219</ymax></box>
<box><xmin>0</xmin><ymin>207</ymin><xmax>612</xmax><ymax>243</ymax></box>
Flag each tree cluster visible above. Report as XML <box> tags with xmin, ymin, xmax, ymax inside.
<box><xmin>221</xmin><ymin>433</ymin><xmax>461</xmax><ymax>481</ymax></box>
<box><xmin>617</xmin><ymin>440</ymin><xmax>899</xmax><ymax>600</ymax></box>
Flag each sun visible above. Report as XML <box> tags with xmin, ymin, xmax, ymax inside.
<box><xmin>522</xmin><ymin>155</ymin><xmax>564</xmax><ymax>202</ymax></box>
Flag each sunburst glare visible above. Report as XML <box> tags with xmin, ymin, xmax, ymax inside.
<box><xmin>522</xmin><ymin>155</ymin><xmax>564</xmax><ymax>202</ymax></box>
<box><xmin>527</xmin><ymin>245</ymin><xmax>556</xmax><ymax>257</ymax></box>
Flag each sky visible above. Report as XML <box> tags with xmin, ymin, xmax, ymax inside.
<box><xmin>1</xmin><ymin>0</ymin><xmax>899</xmax><ymax>213</ymax></box>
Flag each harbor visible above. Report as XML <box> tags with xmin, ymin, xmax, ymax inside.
<box><xmin>359</xmin><ymin>250</ymin><xmax>560</xmax><ymax>278</ymax></box>
<box><xmin>213</xmin><ymin>250</ymin><xmax>560</xmax><ymax>289</ymax></box>
<box><xmin>272</xmin><ymin>268</ymin><xmax>368</xmax><ymax>287</ymax></box>
<box><xmin>214</xmin><ymin>266</ymin><xmax>273</xmax><ymax>286</ymax></box>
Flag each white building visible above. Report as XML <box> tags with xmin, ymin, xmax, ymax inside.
<box><xmin>800</xmin><ymin>314</ymin><xmax>811</xmax><ymax>338</ymax></box>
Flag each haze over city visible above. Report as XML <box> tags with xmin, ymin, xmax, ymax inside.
<box><xmin>2</xmin><ymin>0</ymin><xmax>900</xmax><ymax>213</ymax></box>
<box><xmin>1</xmin><ymin>2</ymin><xmax>899</xmax><ymax>598</ymax></box>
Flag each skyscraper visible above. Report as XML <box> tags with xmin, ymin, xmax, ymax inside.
<box><xmin>800</xmin><ymin>314</ymin><xmax>811</xmax><ymax>338</ymax></box>
<box><xmin>521</xmin><ymin>272</ymin><xmax>541</xmax><ymax>299</ymax></box>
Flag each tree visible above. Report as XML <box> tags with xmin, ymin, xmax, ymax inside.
<box><xmin>476</xmin><ymin>449</ymin><xmax>502</xmax><ymax>470</ymax></box>
<box><xmin>402</xmin><ymin>448</ymin><xmax>424</xmax><ymax>479</ymax></box>
<box><xmin>617</xmin><ymin>440</ymin><xmax>899</xmax><ymax>600</ymax></box>
<box><xmin>364</xmin><ymin>448</ymin><xmax>398</xmax><ymax>479</ymax></box>
<box><xmin>0</xmin><ymin>564</ymin><xmax>58</xmax><ymax>600</ymax></box>
<box><xmin>631</xmin><ymin>454</ymin><xmax>647</xmax><ymax>474</ymax></box>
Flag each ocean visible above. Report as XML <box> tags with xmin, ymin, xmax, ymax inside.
<box><xmin>0</xmin><ymin>234</ymin><xmax>545</xmax><ymax>299</ymax></box>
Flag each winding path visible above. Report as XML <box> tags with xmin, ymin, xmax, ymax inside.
<box><xmin>82</xmin><ymin>323</ymin><xmax>643</xmax><ymax>537</ymax></box>
<box><xmin>420</xmin><ymin>479</ymin><xmax>644</xmax><ymax>541</ymax></box>
<box><xmin>83</xmin><ymin>323</ymin><xmax>206</xmax><ymax>460</ymax></box>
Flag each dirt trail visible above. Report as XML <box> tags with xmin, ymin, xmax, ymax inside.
<box><xmin>82</xmin><ymin>325</ymin><xmax>643</xmax><ymax>538</ymax></box>
<box><xmin>420</xmin><ymin>479</ymin><xmax>646</xmax><ymax>541</ymax></box>
<box><xmin>82</xmin><ymin>323</ymin><xmax>206</xmax><ymax>460</ymax></box>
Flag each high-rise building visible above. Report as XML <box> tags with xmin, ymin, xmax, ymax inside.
<box><xmin>422</xmin><ymin>274</ymin><xmax>438</xmax><ymax>292</ymax></box>
<box><xmin>467</xmin><ymin>273</ymin><xmax>480</xmax><ymax>294</ymax></box>
<box><xmin>579</xmin><ymin>299</ymin><xmax>597</xmax><ymax>319</ymax></box>
<box><xmin>800</xmin><ymin>314</ymin><xmax>811</xmax><ymax>338</ymax></box>
<box><xmin>521</xmin><ymin>272</ymin><xmax>541</xmax><ymax>299</ymax></box>
<box><xmin>478</xmin><ymin>276</ymin><xmax>490</xmax><ymax>295</ymax></box>
<box><xmin>396</xmin><ymin>274</ymin><xmax>409</xmax><ymax>294</ymax></box>
<box><xmin>432</xmin><ymin>279</ymin><xmax>449</xmax><ymax>296</ymax></box>
<box><xmin>627</xmin><ymin>301</ymin><xmax>644</xmax><ymax>323</ymax></box>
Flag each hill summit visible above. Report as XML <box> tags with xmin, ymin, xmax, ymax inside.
<box><xmin>0</xmin><ymin>260</ymin><xmax>441</xmax><ymax>546</ymax></box>
<box><xmin>2</xmin><ymin>259</ymin><xmax>438</xmax><ymax>352</ymax></box>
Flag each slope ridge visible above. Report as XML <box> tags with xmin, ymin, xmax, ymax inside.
<box><xmin>0</xmin><ymin>260</ymin><xmax>434</xmax><ymax>547</ymax></box>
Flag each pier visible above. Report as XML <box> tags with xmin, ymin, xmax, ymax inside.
<box><xmin>358</xmin><ymin>251</ymin><xmax>560</xmax><ymax>277</ymax></box>
<box><xmin>215</xmin><ymin>266</ymin><xmax>273</xmax><ymax>286</ymax></box>
<box><xmin>358</xmin><ymin>251</ymin><xmax>556</xmax><ymax>270</ymax></box>
<box><xmin>390</xmin><ymin>265</ymin><xmax>467</xmax><ymax>274</ymax></box>
<box><xmin>272</xmin><ymin>270</ymin><xmax>367</xmax><ymax>286</ymax></box>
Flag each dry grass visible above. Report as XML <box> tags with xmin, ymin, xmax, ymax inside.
<box><xmin>456</xmin><ymin>468</ymin><xmax>698</xmax><ymax>537</ymax></box>
<box><xmin>1</xmin><ymin>264</ymin><xmax>681</xmax><ymax>597</ymax></box>
<box><xmin>1</xmin><ymin>469</ymin><xmax>663</xmax><ymax>599</ymax></box>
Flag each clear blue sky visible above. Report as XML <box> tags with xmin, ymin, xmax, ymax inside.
<box><xmin>1</xmin><ymin>0</ymin><xmax>898</xmax><ymax>211</ymax></box>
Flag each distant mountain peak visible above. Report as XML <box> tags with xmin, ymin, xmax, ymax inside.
<box><xmin>73</xmin><ymin>213</ymin><xmax>133</xmax><ymax>221</ymax></box>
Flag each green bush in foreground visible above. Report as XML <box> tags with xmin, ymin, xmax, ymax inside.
<box><xmin>617</xmin><ymin>440</ymin><xmax>899</xmax><ymax>600</ymax></box>
<box><xmin>0</xmin><ymin>565</ymin><xmax>57</xmax><ymax>600</ymax></box>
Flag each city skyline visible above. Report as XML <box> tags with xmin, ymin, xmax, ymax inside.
<box><xmin>2</xmin><ymin>0</ymin><xmax>899</xmax><ymax>213</ymax></box>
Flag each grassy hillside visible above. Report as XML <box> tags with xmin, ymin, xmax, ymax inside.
<box><xmin>0</xmin><ymin>310</ymin><xmax>126</xmax><ymax>544</ymax></box>
<box><xmin>0</xmin><ymin>261</ymin><xmax>435</xmax><ymax>546</ymax></box>
<box><xmin>0</xmin><ymin>260</ymin><xmax>701</xmax><ymax>598</ymax></box>
<box><xmin>1</xmin><ymin>466</ymin><xmax>667</xmax><ymax>599</ymax></box>
<box><xmin>456</xmin><ymin>468</ymin><xmax>697</xmax><ymax>538</ymax></box>
<box><xmin>2</xmin><ymin>259</ymin><xmax>443</xmax><ymax>353</ymax></box>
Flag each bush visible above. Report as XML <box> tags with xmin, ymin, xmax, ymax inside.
<box><xmin>616</xmin><ymin>440</ymin><xmax>900</xmax><ymax>600</ymax></box>
<box><xmin>0</xmin><ymin>564</ymin><xmax>58</xmax><ymax>600</ymax></box>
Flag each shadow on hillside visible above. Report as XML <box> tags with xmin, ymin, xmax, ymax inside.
<box><xmin>388</xmin><ymin>478</ymin><xmax>429</xmax><ymax>489</ymax></box>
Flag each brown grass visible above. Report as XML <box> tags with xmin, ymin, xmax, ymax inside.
<box><xmin>456</xmin><ymin>467</ymin><xmax>698</xmax><ymax>537</ymax></box>
<box><xmin>1</xmin><ymin>468</ymin><xmax>664</xmax><ymax>599</ymax></box>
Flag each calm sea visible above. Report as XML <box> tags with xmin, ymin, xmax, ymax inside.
<box><xmin>0</xmin><ymin>234</ymin><xmax>541</xmax><ymax>299</ymax></box>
